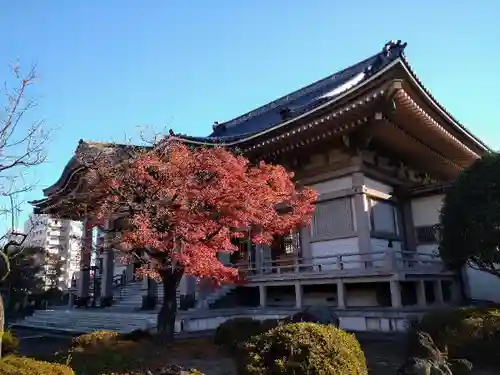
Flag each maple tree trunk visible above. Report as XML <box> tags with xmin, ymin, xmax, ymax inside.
<box><xmin>157</xmin><ymin>270</ymin><xmax>182</xmax><ymax>341</ymax></box>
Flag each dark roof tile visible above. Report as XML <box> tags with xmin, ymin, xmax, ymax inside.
<box><xmin>206</xmin><ymin>40</ymin><xmax>406</xmax><ymax>140</ymax></box>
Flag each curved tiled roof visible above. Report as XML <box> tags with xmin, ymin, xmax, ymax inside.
<box><xmin>173</xmin><ymin>40</ymin><xmax>490</xmax><ymax>154</ymax></box>
<box><xmin>194</xmin><ymin>40</ymin><xmax>407</xmax><ymax>142</ymax></box>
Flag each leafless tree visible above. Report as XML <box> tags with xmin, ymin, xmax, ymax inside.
<box><xmin>0</xmin><ymin>64</ymin><xmax>51</xmax><ymax>357</ymax></box>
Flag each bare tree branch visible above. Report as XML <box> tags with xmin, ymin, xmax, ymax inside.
<box><xmin>0</xmin><ymin>64</ymin><xmax>51</xmax><ymax>219</ymax></box>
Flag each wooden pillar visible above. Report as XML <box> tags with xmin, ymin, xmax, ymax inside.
<box><xmin>337</xmin><ymin>280</ymin><xmax>346</xmax><ymax>309</ymax></box>
<box><xmin>100</xmin><ymin>222</ymin><xmax>115</xmax><ymax>306</ymax></box>
<box><xmin>100</xmin><ymin>249</ymin><xmax>115</xmax><ymax>306</ymax></box>
<box><xmin>400</xmin><ymin>199</ymin><xmax>417</xmax><ymax>251</ymax></box>
<box><xmin>258</xmin><ymin>284</ymin><xmax>267</xmax><ymax>308</ymax></box>
<box><xmin>434</xmin><ymin>280</ymin><xmax>444</xmax><ymax>305</ymax></box>
<box><xmin>416</xmin><ymin>280</ymin><xmax>426</xmax><ymax>307</ymax></box>
<box><xmin>352</xmin><ymin>173</ymin><xmax>371</xmax><ymax>254</ymax></box>
<box><xmin>77</xmin><ymin>220</ymin><xmax>92</xmax><ymax>299</ymax></box>
<box><xmin>294</xmin><ymin>282</ymin><xmax>303</xmax><ymax>309</ymax></box>
<box><xmin>390</xmin><ymin>280</ymin><xmax>402</xmax><ymax>308</ymax></box>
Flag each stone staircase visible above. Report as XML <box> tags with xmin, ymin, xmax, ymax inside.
<box><xmin>192</xmin><ymin>284</ymin><xmax>235</xmax><ymax>310</ymax></box>
<box><xmin>12</xmin><ymin>281</ymin><xmax>235</xmax><ymax>333</ymax></box>
<box><xmin>111</xmin><ymin>280</ymin><xmax>164</xmax><ymax>311</ymax></box>
<box><xmin>11</xmin><ymin>309</ymin><xmax>157</xmax><ymax>334</ymax></box>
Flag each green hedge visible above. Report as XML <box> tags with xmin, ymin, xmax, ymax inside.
<box><xmin>0</xmin><ymin>356</ymin><xmax>75</xmax><ymax>375</ymax></box>
<box><xmin>238</xmin><ymin>322</ymin><xmax>367</xmax><ymax>375</ymax></box>
<box><xmin>2</xmin><ymin>330</ymin><xmax>19</xmax><ymax>356</ymax></box>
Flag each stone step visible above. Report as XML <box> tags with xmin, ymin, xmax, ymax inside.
<box><xmin>11</xmin><ymin>308</ymin><xmax>183</xmax><ymax>334</ymax></box>
<box><xmin>12</xmin><ymin>309</ymin><xmax>158</xmax><ymax>334</ymax></box>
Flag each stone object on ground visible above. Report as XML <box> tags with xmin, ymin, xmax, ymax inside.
<box><xmin>398</xmin><ymin>331</ymin><xmax>472</xmax><ymax>375</ymax></box>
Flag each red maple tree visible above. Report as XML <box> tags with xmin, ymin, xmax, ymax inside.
<box><xmin>76</xmin><ymin>140</ymin><xmax>317</xmax><ymax>338</ymax></box>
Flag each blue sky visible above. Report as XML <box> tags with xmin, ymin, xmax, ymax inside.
<box><xmin>0</xmin><ymin>1</ymin><xmax>499</xmax><ymax>233</ymax></box>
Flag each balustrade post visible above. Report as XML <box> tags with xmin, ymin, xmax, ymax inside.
<box><xmin>385</xmin><ymin>250</ymin><xmax>397</xmax><ymax>271</ymax></box>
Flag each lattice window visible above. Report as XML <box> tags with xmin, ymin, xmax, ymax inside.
<box><xmin>311</xmin><ymin>197</ymin><xmax>354</xmax><ymax>238</ymax></box>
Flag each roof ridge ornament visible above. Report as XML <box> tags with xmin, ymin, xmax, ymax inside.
<box><xmin>382</xmin><ymin>40</ymin><xmax>407</xmax><ymax>56</ymax></box>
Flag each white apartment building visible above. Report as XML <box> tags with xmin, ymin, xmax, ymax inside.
<box><xmin>24</xmin><ymin>214</ymin><xmax>83</xmax><ymax>290</ymax></box>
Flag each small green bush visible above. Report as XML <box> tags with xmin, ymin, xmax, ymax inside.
<box><xmin>71</xmin><ymin>330</ymin><xmax>120</xmax><ymax>349</ymax></box>
<box><xmin>414</xmin><ymin>307</ymin><xmax>500</xmax><ymax>365</ymax></box>
<box><xmin>2</xmin><ymin>330</ymin><xmax>19</xmax><ymax>356</ymax></box>
<box><xmin>0</xmin><ymin>355</ymin><xmax>75</xmax><ymax>375</ymax></box>
<box><xmin>238</xmin><ymin>322</ymin><xmax>368</xmax><ymax>375</ymax></box>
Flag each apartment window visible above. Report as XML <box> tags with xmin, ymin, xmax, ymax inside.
<box><xmin>416</xmin><ymin>225</ymin><xmax>439</xmax><ymax>244</ymax></box>
<box><xmin>311</xmin><ymin>197</ymin><xmax>354</xmax><ymax>239</ymax></box>
<box><xmin>369</xmin><ymin>198</ymin><xmax>399</xmax><ymax>237</ymax></box>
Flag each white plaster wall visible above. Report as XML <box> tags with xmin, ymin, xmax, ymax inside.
<box><xmin>346</xmin><ymin>290</ymin><xmax>378</xmax><ymax>307</ymax></box>
<box><xmin>179</xmin><ymin>275</ymin><xmax>197</xmax><ymax>295</ymax></box>
<box><xmin>310</xmin><ymin>176</ymin><xmax>352</xmax><ymax>194</ymax></box>
<box><xmin>310</xmin><ymin>237</ymin><xmax>358</xmax><ymax>270</ymax></box>
<box><xmin>411</xmin><ymin>194</ymin><xmax>500</xmax><ymax>302</ymax></box>
<box><xmin>411</xmin><ymin>195</ymin><xmax>444</xmax><ymax>254</ymax></box>
<box><xmin>364</xmin><ymin>178</ymin><xmax>393</xmax><ymax>194</ymax></box>
<box><xmin>465</xmin><ymin>267</ymin><xmax>500</xmax><ymax>303</ymax></box>
<box><xmin>174</xmin><ymin>313</ymin><xmax>411</xmax><ymax>333</ymax></box>
<box><xmin>411</xmin><ymin>195</ymin><xmax>445</xmax><ymax>227</ymax></box>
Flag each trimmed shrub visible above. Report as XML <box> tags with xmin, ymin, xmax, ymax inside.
<box><xmin>71</xmin><ymin>330</ymin><xmax>121</xmax><ymax>349</ymax></box>
<box><xmin>2</xmin><ymin>330</ymin><xmax>19</xmax><ymax>356</ymax></box>
<box><xmin>414</xmin><ymin>307</ymin><xmax>500</xmax><ymax>365</ymax></box>
<box><xmin>238</xmin><ymin>322</ymin><xmax>367</xmax><ymax>375</ymax></box>
<box><xmin>0</xmin><ymin>355</ymin><xmax>75</xmax><ymax>375</ymax></box>
<box><xmin>65</xmin><ymin>339</ymin><xmax>141</xmax><ymax>374</ymax></box>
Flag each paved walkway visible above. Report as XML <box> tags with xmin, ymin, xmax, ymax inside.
<box><xmin>11</xmin><ymin>327</ymin><xmax>72</xmax><ymax>358</ymax></box>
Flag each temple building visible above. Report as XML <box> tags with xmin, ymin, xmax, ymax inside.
<box><xmin>25</xmin><ymin>40</ymin><xmax>499</xmax><ymax>333</ymax></box>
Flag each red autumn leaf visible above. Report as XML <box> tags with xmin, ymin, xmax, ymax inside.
<box><xmin>77</xmin><ymin>140</ymin><xmax>317</xmax><ymax>284</ymax></box>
